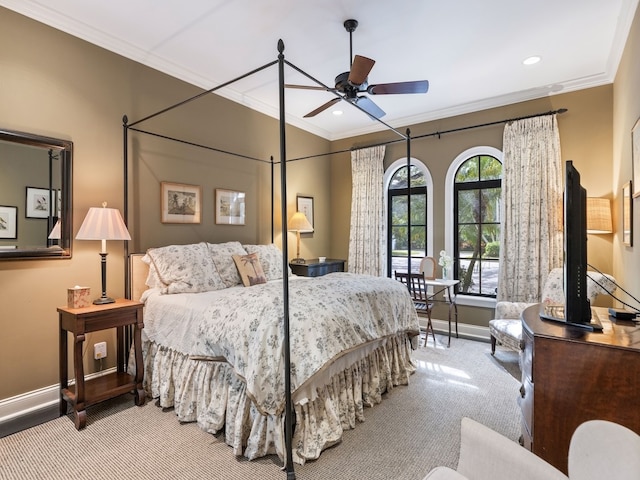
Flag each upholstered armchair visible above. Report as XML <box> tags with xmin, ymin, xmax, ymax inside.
<box><xmin>489</xmin><ymin>268</ymin><xmax>615</xmax><ymax>355</ymax></box>
<box><xmin>422</xmin><ymin>417</ymin><xmax>640</xmax><ymax>480</ymax></box>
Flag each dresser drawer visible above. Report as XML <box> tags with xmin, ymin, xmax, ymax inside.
<box><xmin>521</xmin><ymin>326</ymin><xmax>534</xmax><ymax>382</ymax></box>
<box><xmin>518</xmin><ymin>377</ymin><xmax>534</xmax><ymax>433</ymax></box>
<box><xmin>520</xmin><ymin>416</ymin><xmax>533</xmax><ymax>450</ymax></box>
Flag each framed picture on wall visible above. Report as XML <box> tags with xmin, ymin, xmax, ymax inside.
<box><xmin>633</xmin><ymin>118</ymin><xmax>640</xmax><ymax>197</ymax></box>
<box><xmin>25</xmin><ymin>187</ymin><xmax>55</xmax><ymax>219</ymax></box>
<box><xmin>623</xmin><ymin>181</ymin><xmax>633</xmax><ymax>246</ymax></box>
<box><xmin>296</xmin><ymin>195</ymin><xmax>314</xmax><ymax>232</ymax></box>
<box><xmin>215</xmin><ymin>189</ymin><xmax>245</xmax><ymax>225</ymax></box>
<box><xmin>0</xmin><ymin>205</ymin><xmax>17</xmax><ymax>239</ymax></box>
<box><xmin>161</xmin><ymin>182</ymin><xmax>202</xmax><ymax>224</ymax></box>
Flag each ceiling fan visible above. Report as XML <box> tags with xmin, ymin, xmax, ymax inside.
<box><xmin>287</xmin><ymin>19</ymin><xmax>429</xmax><ymax>119</ymax></box>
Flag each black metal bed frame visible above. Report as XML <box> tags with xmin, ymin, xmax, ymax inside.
<box><xmin>119</xmin><ymin>37</ymin><xmax>570</xmax><ymax>478</ymax></box>
<box><xmin>121</xmin><ymin>39</ymin><xmax>410</xmax><ymax>479</ymax></box>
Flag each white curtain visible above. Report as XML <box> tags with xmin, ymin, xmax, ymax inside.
<box><xmin>497</xmin><ymin>115</ymin><xmax>563</xmax><ymax>302</ymax></box>
<box><xmin>348</xmin><ymin>145</ymin><xmax>386</xmax><ymax>275</ymax></box>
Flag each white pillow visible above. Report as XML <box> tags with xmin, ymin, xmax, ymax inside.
<box><xmin>207</xmin><ymin>241</ymin><xmax>248</xmax><ymax>288</ymax></box>
<box><xmin>146</xmin><ymin>242</ymin><xmax>226</xmax><ymax>294</ymax></box>
<box><xmin>243</xmin><ymin>243</ymin><xmax>291</xmax><ymax>281</ymax></box>
<box><xmin>541</xmin><ymin>268</ymin><xmax>564</xmax><ymax>304</ymax></box>
<box><xmin>141</xmin><ymin>253</ymin><xmax>166</xmax><ymax>289</ymax></box>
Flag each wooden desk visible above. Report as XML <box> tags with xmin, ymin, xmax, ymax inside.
<box><xmin>58</xmin><ymin>298</ymin><xmax>145</xmax><ymax>429</ymax></box>
<box><xmin>289</xmin><ymin>258</ymin><xmax>345</xmax><ymax>277</ymax></box>
<box><xmin>520</xmin><ymin>305</ymin><xmax>640</xmax><ymax>473</ymax></box>
<box><xmin>423</xmin><ymin>279</ymin><xmax>459</xmax><ymax>347</ymax></box>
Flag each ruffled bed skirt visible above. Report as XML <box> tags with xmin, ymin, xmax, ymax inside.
<box><xmin>140</xmin><ymin>333</ymin><xmax>417</xmax><ymax>464</ymax></box>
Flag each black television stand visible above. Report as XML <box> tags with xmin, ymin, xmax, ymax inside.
<box><xmin>539</xmin><ymin>304</ymin><xmax>604</xmax><ymax>332</ymax></box>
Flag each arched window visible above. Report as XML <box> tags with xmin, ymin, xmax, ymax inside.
<box><xmin>445</xmin><ymin>147</ymin><xmax>502</xmax><ymax>298</ymax></box>
<box><xmin>384</xmin><ymin>158</ymin><xmax>433</xmax><ymax>276</ymax></box>
<box><xmin>445</xmin><ymin>147</ymin><xmax>503</xmax><ymax>304</ymax></box>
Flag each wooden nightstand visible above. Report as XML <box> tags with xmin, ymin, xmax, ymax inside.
<box><xmin>289</xmin><ymin>258</ymin><xmax>346</xmax><ymax>277</ymax></box>
<box><xmin>58</xmin><ymin>298</ymin><xmax>145</xmax><ymax>429</ymax></box>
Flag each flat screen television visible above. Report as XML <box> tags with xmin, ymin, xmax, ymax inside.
<box><xmin>539</xmin><ymin>160</ymin><xmax>603</xmax><ymax>331</ymax></box>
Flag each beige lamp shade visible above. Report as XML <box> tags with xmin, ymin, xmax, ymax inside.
<box><xmin>48</xmin><ymin>219</ymin><xmax>61</xmax><ymax>240</ymax></box>
<box><xmin>288</xmin><ymin>212</ymin><xmax>312</xmax><ymax>264</ymax></box>
<box><xmin>586</xmin><ymin>197</ymin><xmax>612</xmax><ymax>234</ymax></box>
<box><xmin>288</xmin><ymin>211</ymin><xmax>313</xmax><ymax>232</ymax></box>
<box><xmin>76</xmin><ymin>202</ymin><xmax>131</xmax><ymax>252</ymax></box>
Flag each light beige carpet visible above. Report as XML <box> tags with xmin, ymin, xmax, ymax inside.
<box><xmin>0</xmin><ymin>335</ymin><xmax>521</xmax><ymax>480</ymax></box>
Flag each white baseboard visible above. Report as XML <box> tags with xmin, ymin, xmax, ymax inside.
<box><xmin>425</xmin><ymin>318</ymin><xmax>491</xmax><ymax>342</ymax></box>
<box><xmin>0</xmin><ymin>368</ymin><xmax>116</xmax><ymax>425</ymax></box>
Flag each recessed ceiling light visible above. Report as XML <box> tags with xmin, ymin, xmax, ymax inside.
<box><xmin>333</xmin><ymin>110</ymin><xmax>343</xmax><ymax>116</ymax></box>
<box><xmin>523</xmin><ymin>56</ymin><xmax>541</xmax><ymax>66</ymax></box>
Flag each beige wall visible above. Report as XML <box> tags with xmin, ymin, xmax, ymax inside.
<box><xmin>0</xmin><ymin>9</ymin><xmax>330</xmax><ymax>400</ymax></box>
<box><xmin>1</xmin><ymin>3</ymin><xmax>636</xmax><ymax>406</ymax></box>
<box><xmin>330</xmin><ymin>86</ymin><xmax>615</xmax><ymax>326</ymax></box>
<box><xmin>613</xmin><ymin>4</ymin><xmax>640</xmax><ymax>311</ymax></box>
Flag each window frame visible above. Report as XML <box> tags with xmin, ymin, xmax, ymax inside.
<box><xmin>384</xmin><ymin>158</ymin><xmax>433</xmax><ymax>277</ymax></box>
<box><xmin>445</xmin><ymin>146</ymin><xmax>503</xmax><ymax>308</ymax></box>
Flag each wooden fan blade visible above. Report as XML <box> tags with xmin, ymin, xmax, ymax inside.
<box><xmin>348</xmin><ymin>55</ymin><xmax>375</xmax><ymax>86</ymax></box>
<box><xmin>355</xmin><ymin>96</ymin><xmax>386</xmax><ymax>119</ymax></box>
<box><xmin>367</xmin><ymin>80</ymin><xmax>429</xmax><ymax>95</ymax></box>
<box><xmin>285</xmin><ymin>84</ymin><xmax>328</xmax><ymax>91</ymax></box>
<box><xmin>303</xmin><ymin>97</ymin><xmax>342</xmax><ymax>118</ymax></box>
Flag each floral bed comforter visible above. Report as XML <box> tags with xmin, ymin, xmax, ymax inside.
<box><xmin>141</xmin><ymin>272</ymin><xmax>420</xmax><ymax>418</ymax></box>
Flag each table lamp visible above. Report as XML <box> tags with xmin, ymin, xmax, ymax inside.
<box><xmin>48</xmin><ymin>219</ymin><xmax>61</xmax><ymax>239</ymax></box>
<box><xmin>288</xmin><ymin>211</ymin><xmax>313</xmax><ymax>264</ymax></box>
<box><xmin>76</xmin><ymin>202</ymin><xmax>131</xmax><ymax>304</ymax></box>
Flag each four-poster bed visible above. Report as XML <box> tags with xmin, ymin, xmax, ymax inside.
<box><xmin>122</xmin><ymin>40</ymin><xmax>419</xmax><ymax>478</ymax></box>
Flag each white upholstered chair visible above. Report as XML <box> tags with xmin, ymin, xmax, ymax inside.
<box><xmin>489</xmin><ymin>268</ymin><xmax>616</xmax><ymax>355</ymax></box>
<box><xmin>422</xmin><ymin>417</ymin><xmax>640</xmax><ymax>480</ymax></box>
<box><xmin>422</xmin><ymin>417</ymin><xmax>568</xmax><ymax>480</ymax></box>
<box><xmin>568</xmin><ymin>420</ymin><xmax>640</xmax><ymax>480</ymax></box>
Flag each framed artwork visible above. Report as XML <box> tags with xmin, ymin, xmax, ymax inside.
<box><xmin>633</xmin><ymin>118</ymin><xmax>640</xmax><ymax>197</ymax></box>
<box><xmin>296</xmin><ymin>195</ymin><xmax>314</xmax><ymax>232</ymax></box>
<box><xmin>0</xmin><ymin>205</ymin><xmax>18</xmax><ymax>239</ymax></box>
<box><xmin>215</xmin><ymin>189</ymin><xmax>245</xmax><ymax>225</ymax></box>
<box><xmin>623</xmin><ymin>181</ymin><xmax>633</xmax><ymax>246</ymax></box>
<box><xmin>25</xmin><ymin>187</ymin><xmax>55</xmax><ymax>219</ymax></box>
<box><xmin>161</xmin><ymin>182</ymin><xmax>201</xmax><ymax>224</ymax></box>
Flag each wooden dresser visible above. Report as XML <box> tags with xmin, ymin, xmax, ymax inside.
<box><xmin>520</xmin><ymin>305</ymin><xmax>640</xmax><ymax>474</ymax></box>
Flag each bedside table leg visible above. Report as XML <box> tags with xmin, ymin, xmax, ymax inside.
<box><xmin>133</xmin><ymin>314</ymin><xmax>146</xmax><ymax>406</ymax></box>
<box><xmin>73</xmin><ymin>332</ymin><xmax>86</xmax><ymax>430</ymax></box>
<box><xmin>73</xmin><ymin>409</ymin><xmax>86</xmax><ymax>430</ymax></box>
<box><xmin>59</xmin><ymin>321</ymin><xmax>68</xmax><ymax>417</ymax></box>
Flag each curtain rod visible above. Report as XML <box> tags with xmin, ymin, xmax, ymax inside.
<box><xmin>284</xmin><ymin>107</ymin><xmax>567</xmax><ymax>164</ymax></box>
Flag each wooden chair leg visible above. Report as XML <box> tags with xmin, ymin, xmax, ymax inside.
<box><xmin>424</xmin><ymin>311</ymin><xmax>436</xmax><ymax>346</ymax></box>
<box><xmin>430</xmin><ymin>320</ymin><xmax>436</xmax><ymax>345</ymax></box>
<box><xmin>490</xmin><ymin>335</ymin><xmax>496</xmax><ymax>355</ymax></box>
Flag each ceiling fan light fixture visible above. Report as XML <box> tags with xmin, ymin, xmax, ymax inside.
<box><xmin>292</xmin><ymin>19</ymin><xmax>429</xmax><ymax>119</ymax></box>
<box><xmin>523</xmin><ymin>55</ymin><xmax>541</xmax><ymax>65</ymax></box>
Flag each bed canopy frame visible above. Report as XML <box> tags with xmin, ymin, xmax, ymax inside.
<box><xmin>122</xmin><ymin>39</ymin><xmax>411</xmax><ymax>479</ymax></box>
<box><xmin>122</xmin><ymin>38</ymin><xmax>568</xmax><ymax>478</ymax></box>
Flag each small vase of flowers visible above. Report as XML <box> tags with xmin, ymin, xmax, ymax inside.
<box><xmin>439</xmin><ymin>250</ymin><xmax>452</xmax><ymax>279</ymax></box>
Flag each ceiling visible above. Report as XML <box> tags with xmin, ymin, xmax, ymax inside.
<box><xmin>2</xmin><ymin>0</ymin><xmax>638</xmax><ymax>141</ymax></box>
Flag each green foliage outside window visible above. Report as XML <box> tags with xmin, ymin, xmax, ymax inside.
<box><xmin>455</xmin><ymin>155</ymin><xmax>502</xmax><ymax>295</ymax></box>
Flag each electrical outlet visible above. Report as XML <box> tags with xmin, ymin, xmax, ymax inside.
<box><xmin>94</xmin><ymin>341</ymin><xmax>107</xmax><ymax>360</ymax></box>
